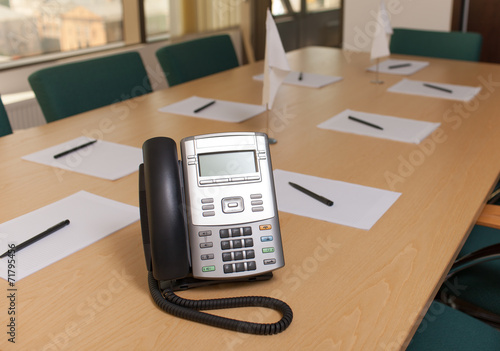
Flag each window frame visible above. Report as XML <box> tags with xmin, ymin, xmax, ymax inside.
<box><xmin>0</xmin><ymin>0</ymin><xmax>150</xmax><ymax>71</ymax></box>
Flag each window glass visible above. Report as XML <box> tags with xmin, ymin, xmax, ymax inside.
<box><xmin>272</xmin><ymin>0</ymin><xmax>341</xmax><ymax>15</ymax></box>
<box><xmin>306</xmin><ymin>0</ymin><xmax>341</xmax><ymax>13</ymax></box>
<box><xmin>144</xmin><ymin>0</ymin><xmax>169</xmax><ymax>39</ymax></box>
<box><xmin>196</xmin><ymin>0</ymin><xmax>241</xmax><ymax>32</ymax></box>
<box><xmin>271</xmin><ymin>0</ymin><xmax>300</xmax><ymax>15</ymax></box>
<box><xmin>0</xmin><ymin>0</ymin><xmax>123</xmax><ymax>64</ymax></box>
<box><xmin>271</xmin><ymin>0</ymin><xmax>288</xmax><ymax>15</ymax></box>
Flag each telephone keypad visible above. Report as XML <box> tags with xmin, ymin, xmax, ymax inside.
<box><xmin>223</xmin><ymin>265</ymin><xmax>233</xmax><ymax>274</ymax></box>
<box><xmin>219</xmin><ymin>226</ymin><xmax>252</xmax><ymax>238</ymax></box>
<box><xmin>232</xmin><ymin>240</ymin><xmax>243</xmax><ymax>249</ymax></box>
<box><xmin>221</xmin><ymin>249</ymin><xmax>255</xmax><ymax>262</ymax></box>
<box><xmin>244</xmin><ymin>238</ymin><xmax>254</xmax><ymax>247</ymax></box>
<box><xmin>219</xmin><ymin>225</ymin><xmax>257</xmax><ymax>274</ymax></box>
<box><xmin>233</xmin><ymin>251</ymin><xmax>244</xmax><ymax>260</ymax></box>
<box><xmin>223</xmin><ymin>261</ymin><xmax>257</xmax><ymax>274</ymax></box>
<box><xmin>198</xmin><ymin>223</ymin><xmax>277</xmax><ymax>275</ymax></box>
<box><xmin>235</xmin><ymin>263</ymin><xmax>245</xmax><ymax>272</ymax></box>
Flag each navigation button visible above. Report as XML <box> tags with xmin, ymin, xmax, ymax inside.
<box><xmin>222</xmin><ymin>197</ymin><xmax>244</xmax><ymax>213</ymax></box>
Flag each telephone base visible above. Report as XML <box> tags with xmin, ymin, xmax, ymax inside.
<box><xmin>159</xmin><ymin>272</ymin><xmax>274</xmax><ymax>292</ymax></box>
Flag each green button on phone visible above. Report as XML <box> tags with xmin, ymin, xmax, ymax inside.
<box><xmin>202</xmin><ymin>265</ymin><xmax>216</xmax><ymax>272</ymax></box>
<box><xmin>262</xmin><ymin>247</ymin><xmax>275</xmax><ymax>254</ymax></box>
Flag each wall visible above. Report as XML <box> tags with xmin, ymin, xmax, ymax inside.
<box><xmin>343</xmin><ymin>0</ymin><xmax>454</xmax><ymax>53</ymax></box>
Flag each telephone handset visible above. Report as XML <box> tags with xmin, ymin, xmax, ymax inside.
<box><xmin>139</xmin><ymin>132</ymin><xmax>293</xmax><ymax>335</ymax></box>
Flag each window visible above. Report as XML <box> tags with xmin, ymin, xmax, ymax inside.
<box><xmin>271</xmin><ymin>0</ymin><xmax>341</xmax><ymax>16</ymax></box>
<box><xmin>0</xmin><ymin>0</ymin><xmax>123</xmax><ymax>66</ymax></box>
<box><xmin>0</xmin><ymin>0</ymin><xmax>244</xmax><ymax>68</ymax></box>
<box><xmin>144</xmin><ymin>0</ymin><xmax>169</xmax><ymax>40</ymax></box>
<box><xmin>306</xmin><ymin>0</ymin><xmax>341</xmax><ymax>13</ymax></box>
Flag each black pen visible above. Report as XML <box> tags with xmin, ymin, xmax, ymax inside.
<box><xmin>348</xmin><ymin>116</ymin><xmax>384</xmax><ymax>130</ymax></box>
<box><xmin>0</xmin><ymin>219</ymin><xmax>70</xmax><ymax>258</ymax></box>
<box><xmin>388</xmin><ymin>63</ymin><xmax>411</xmax><ymax>69</ymax></box>
<box><xmin>298</xmin><ymin>72</ymin><xmax>303</xmax><ymax>81</ymax></box>
<box><xmin>423</xmin><ymin>83</ymin><xmax>453</xmax><ymax>94</ymax></box>
<box><xmin>54</xmin><ymin>140</ymin><xmax>97</xmax><ymax>159</ymax></box>
<box><xmin>194</xmin><ymin>100</ymin><xmax>216</xmax><ymax>113</ymax></box>
<box><xmin>289</xmin><ymin>182</ymin><xmax>334</xmax><ymax>207</ymax></box>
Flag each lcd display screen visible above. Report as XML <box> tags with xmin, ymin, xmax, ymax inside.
<box><xmin>198</xmin><ymin>151</ymin><xmax>257</xmax><ymax>177</ymax></box>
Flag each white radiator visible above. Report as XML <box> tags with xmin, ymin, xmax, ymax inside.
<box><xmin>4</xmin><ymin>96</ymin><xmax>46</xmax><ymax>130</ymax></box>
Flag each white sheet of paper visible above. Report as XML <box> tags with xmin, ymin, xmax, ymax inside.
<box><xmin>158</xmin><ymin>96</ymin><xmax>266</xmax><ymax>123</ymax></box>
<box><xmin>22</xmin><ymin>137</ymin><xmax>142</xmax><ymax>180</ymax></box>
<box><xmin>367</xmin><ymin>59</ymin><xmax>429</xmax><ymax>75</ymax></box>
<box><xmin>317</xmin><ymin>109</ymin><xmax>440</xmax><ymax>144</ymax></box>
<box><xmin>273</xmin><ymin>170</ymin><xmax>401</xmax><ymax>230</ymax></box>
<box><xmin>388</xmin><ymin>78</ymin><xmax>481</xmax><ymax>101</ymax></box>
<box><xmin>0</xmin><ymin>191</ymin><xmax>139</xmax><ymax>281</ymax></box>
<box><xmin>254</xmin><ymin>71</ymin><xmax>343</xmax><ymax>88</ymax></box>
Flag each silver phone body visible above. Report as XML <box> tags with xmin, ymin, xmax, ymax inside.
<box><xmin>180</xmin><ymin>132</ymin><xmax>284</xmax><ymax>279</ymax></box>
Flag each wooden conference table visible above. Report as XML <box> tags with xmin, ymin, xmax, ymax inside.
<box><xmin>2</xmin><ymin>47</ymin><xmax>500</xmax><ymax>350</ymax></box>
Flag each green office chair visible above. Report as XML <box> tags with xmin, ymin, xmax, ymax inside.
<box><xmin>407</xmin><ymin>301</ymin><xmax>500</xmax><ymax>351</ymax></box>
<box><xmin>408</xmin><ymin>226</ymin><xmax>500</xmax><ymax>349</ymax></box>
<box><xmin>390</xmin><ymin>28</ymin><xmax>483</xmax><ymax>62</ymax></box>
<box><xmin>155</xmin><ymin>34</ymin><xmax>239</xmax><ymax>87</ymax></box>
<box><xmin>0</xmin><ymin>96</ymin><xmax>13</xmax><ymax>137</ymax></box>
<box><xmin>438</xmin><ymin>225</ymin><xmax>500</xmax><ymax>328</ymax></box>
<box><xmin>28</xmin><ymin>51</ymin><xmax>152</xmax><ymax>123</ymax></box>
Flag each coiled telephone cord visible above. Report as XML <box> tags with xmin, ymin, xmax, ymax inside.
<box><xmin>148</xmin><ymin>272</ymin><xmax>293</xmax><ymax>335</ymax></box>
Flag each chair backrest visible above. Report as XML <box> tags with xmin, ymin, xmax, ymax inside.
<box><xmin>390</xmin><ymin>28</ymin><xmax>483</xmax><ymax>62</ymax></box>
<box><xmin>0</xmin><ymin>96</ymin><xmax>13</xmax><ymax>137</ymax></box>
<box><xmin>407</xmin><ymin>301</ymin><xmax>500</xmax><ymax>350</ymax></box>
<box><xmin>156</xmin><ymin>34</ymin><xmax>239</xmax><ymax>87</ymax></box>
<box><xmin>28</xmin><ymin>51</ymin><xmax>152</xmax><ymax>123</ymax></box>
